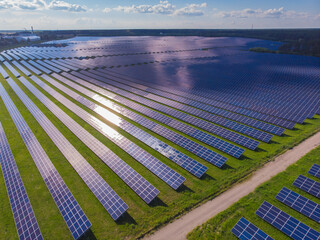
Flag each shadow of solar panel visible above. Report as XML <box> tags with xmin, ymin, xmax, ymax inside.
<box><xmin>97</xmin><ymin>68</ymin><xmax>285</xmax><ymax>136</ymax></box>
<box><xmin>62</xmin><ymin>71</ymin><xmax>244</xmax><ymax>158</ymax></box>
<box><xmin>276</xmin><ymin>187</ymin><xmax>320</xmax><ymax>223</ymax></box>
<box><xmin>293</xmin><ymin>175</ymin><xmax>320</xmax><ymax>199</ymax></box>
<box><xmin>52</xmin><ymin>73</ymin><xmax>228</xmax><ymax>167</ymax></box>
<box><xmin>231</xmin><ymin>217</ymin><xmax>273</xmax><ymax>240</ymax></box>
<box><xmin>81</xmin><ymin>70</ymin><xmax>261</xmax><ymax>150</ymax></box>
<box><xmin>17</xmin><ymin>77</ymin><xmax>160</xmax><ymax>204</ymax></box>
<box><xmin>8</xmin><ymin>78</ymin><xmax>128</xmax><ymax>221</ymax></box>
<box><xmin>0</xmin><ymin>122</ymin><xmax>43</xmax><ymax>240</ymax></box>
<box><xmin>256</xmin><ymin>201</ymin><xmax>320</xmax><ymax>240</ymax></box>
<box><xmin>309</xmin><ymin>164</ymin><xmax>320</xmax><ymax>179</ymax></box>
<box><xmin>0</xmin><ymin>82</ymin><xmax>91</xmax><ymax>240</ymax></box>
<box><xmin>40</xmin><ymin>75</ymin><xmax>206</xmax><ymax>179</ymax></box>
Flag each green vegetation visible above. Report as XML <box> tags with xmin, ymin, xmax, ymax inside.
<box><xmin>0</xmin><ymin>63</ymin><xmax>320</xmax><ymax>240</ymax></box>
<box><xmin>187</xmin><ymin>145</ymin><xmax>320</xmax><ymax>240</ymax></box>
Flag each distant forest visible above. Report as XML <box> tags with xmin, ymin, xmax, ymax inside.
<box><xmin>1</xmin><ymin>29</ymin><xmax>320</xmax><ymax>57</ymax></box>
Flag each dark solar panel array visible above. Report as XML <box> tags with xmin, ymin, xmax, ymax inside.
<box><xmin>29</xmin><ymin>75</ymin><xmax>188</xmax><ymax>187</ymax></box>
<box><xmin>276</xmin><ymin>187</ymin><xmax>320</xmax><ymax>223</ymax></box>
<box><xmin>80</xmin><ymin>70</ymin><xmax>260</xmax><ymax>150</ymax></box>
<box><xmin>28</xmin><ymin>60</ymin><xmax>52</xmax><ymax>74</ymax></box>
<box><xmin>0</xmin><ymin>82</ymin><xmax>91</xmax><ymax>240</ymax></box>
<box><xmin>256</xmin><ymin>201</ymin><xmax>320</xmax><ymax>240</ymax></box>
<box><xmin>8</xmin><ymin>78</ymin><xmax>129</xmax><ymax>221</ymax></box>
<box><xmin>293</xmin><ymin>175</ymin><xmax>320</xmax><ymax>199</ymax></box>
<box><xmin>231</xmin><ymin>217</ymin><xmax>274</xmax><ymax>240</ymax></box>
<box><xmin>309</xmin><ymin>164</ymin><xmax>320</xmax><ymax>179</ymax></box>
<box><xmin>0</xmin><ymin>122</ymin><xmax>43</xmax><ymax>240</ymax></box>
<box><xmin>36</xmin><ymin>60</ymin><xmax>62</xmax><ymax>73</ymax></box>
<box><xmin>51</xmin><ymin>74</ymin><xmax>227</xmax><ymax>168</ymax></box>
<box><xmin>44</xmin><ymin>60</ymin><xmax>70</xmax><ymax>72</ymax></box>
<box><xmin>18</xmin><ymin>77</ymin><xmax>160</xmax><ymax>204</ymax></box>
<box><xmin>97</xmin><ymin>69</ymin><xmax>285</xmax><ymax>136</ymax></box>
<box><xmin>91</xmin><ymin>69</ymin><xmax>273</xmax><ymax>143</ymax></box>
<box><xmin>41</xmin><ymin>75</ymin><xmax>207</xmax><ymax>178</ymax></box>
<box><xmin>63</xmin><ymin>72</ymin><xmax>244</xmax><ymax>158</ymax></box>
<box><xmin>1</xmin><ymin>52</ymin><xmax>13</xmax><ymax>61</ymax></box>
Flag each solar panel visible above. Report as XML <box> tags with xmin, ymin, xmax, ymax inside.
<box><xmin>231</xmin><ymin>217</ymin><xmax>274</xmax><ymax>240</ymax></box>
<box><xmin>51</xmin><ymin>73</ymin><xmax>227</xmax><ymax>168</ymax></box>
<box><xmin>62</xmin><ymin>72</ymin><xmax>244</xmax><ymax>158</ymax></box>
<box><xmin>0</xmin><ymin>82</ymin><xmax>91</xmax><ymax>240</ymax></box>
<box><xmin>28</xmin><ymin>60</ymin><xmax>52</xmax><ymax>74</ymax></box>
<box><xmin>293</xmin><ymin>175</ymin><xmax>320</xmax><ymax>199</ymax></box>
<box><xmin>1</xmin><ymin>52</ymin><xmax>13</xmax><ymax>61</ymax></box>
<box><xmin>80</xmin><ymin>70</ymin><xmax>260</xmax><ymax>150</ymax></box>
<box><xmin>36</xmin><ymin>60</ymin><xmax>62</xmax><ymax>73</ymax></box>
<box><xmin>256</xmin><ymin>201</ymin><xmax>320</xmax><ymax>240</ymax></box>
<box><xmin>91</xmin><ymin>69</ymin><xmax>273</xmax><ymax>143</ymax></box>
<box><xmin>0</xmin><ymin>64</ymin><xmax>9</xmax><ymax>79</ymax></box>
<box><xmin>276</xmin><ymin>187</ymin><xmax>320</xmax><ymax>223</ymax></box>
<box><xmin>40</xmin><ymin>75</ymin><xmax>207</xmax><ymax>178</ymax></box>
<box><xmin>44</xmin><ymin>60</ymin><xmax>70</xmax><ymax>72</ymax></box>
<box><xmin>309</xmin><ymin>164</ymin><xmax>320</xmax><ymax>179</ymax></box>
<box><xmin>7</xmin><ymin>79</ymin><xmax>129</xmax><ymax>221</ymax></box>
<box><xmin>28</xmin><ymin>75</ymin><xmax>188</xmax><ymax>187</ymax></box>
<box><xmin>3</xmin><ymin>61</ymin><xmax>20</xmax><ymax>78</ymax></box>
<box><xmin>0</xmin><ymin>55</ymin><xmax>4</xmax><ymax>62</ymax></box>
<box><xmin>17</xmin><ymin>77</ymin><xmax>160</xmax><ymax>204</ymax></box>
<box><xmin>11</xmin><ymin>61</ymin><xmax>32</xmax><ymax>77</ymax></box>
<box><xmin>0</xmin><ymin>122</ymin><xmax>43</xmax><ymax>240</ymax></box>
<box><xmin>98</xmin><ymin>69</ymin><xmax>285</xmax><ymax>136</ymax></box>
<box><xmin>19</xmin><ymin>61</ymin><xmax>42</xmax><ymax>75</ymax></box>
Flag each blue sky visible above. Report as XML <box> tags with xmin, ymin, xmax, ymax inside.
<box><xmin>0</xmin><ymin>0</ymin><xmax>319</xmax><ymax>30</ymax></box>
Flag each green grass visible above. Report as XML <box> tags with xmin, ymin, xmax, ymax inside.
<box><xmin>187</xmin><ymin>145</ymin><xmax>320</xmax><ymax>240</ymax></box>
<box><xmin>0</xmin><ymin>63</ymin><xmax>320</xmax><ymax>240</ymax></box>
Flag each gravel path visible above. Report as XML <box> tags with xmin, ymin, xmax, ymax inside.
<box><xmin>145</xmin><ymin>131</ymin><xmax>320</xmax><ymax>240</ymax></box>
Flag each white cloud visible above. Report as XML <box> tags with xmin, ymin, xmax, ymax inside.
<box><xmin>103</xmin><ymin>7</ymin><xmax>111</xmax><ymax>13</ymax></box>
<box><xmin>114</xmin><ymin>1</ymin><xmax>175</xmax><ymax>15</ymax></box>
<box><xmin>215</xmin><ymin>7</ymin><xmax>309</xmax><ymax>19</ymax></box>
<box><xmin>174</xmin><ymin>3</ymin><xmax>207</xmax><ymax>16</ymax></box>
<box><xmin>0</xmin><ymin>0</ymin><xmax>87</xmax><ymax>12</ymax></box>
<box><xmin>48</xmin><ymin>0</ymin><xmax>87</xmax><ymax>12</ymax></box>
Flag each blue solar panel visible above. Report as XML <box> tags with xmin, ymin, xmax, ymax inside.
<box><xmin>0</xmin><ymin>122</ymin><xmax>43</xmax><ymax>240</ymax></box>
<box><xmin>51</xmin><ymin>73</ymin><xmax>227</xmax><ymax>168</ymax></box>
<box><xmin>28</xmin><ymin>60</ymin><xmax>52</xmax><ymax>74</ymax></box>
<box><xmin>98</xmin><ymin>68</ymin><xmax>285</xmax><ymax>136</ymax></box>
<box><xmin>44</xmin><ymin>60</ymin><xmax>70</xmax><ymax>72</ymax></box>
<box><xmin>20</xmin><ymin>61</ymin><xmax>42</xmax><ymax>75</ymax></box>
<box><xmin>231</xmin><ymin>217</ymin><xmax>274</xmax><ymax>240</ymax></box>
<box><xmin>80</xmin><ymin>70</ymin><xmax>261</xmax><ymax>150</ymax></box>
<box><xmin>256</xmin><ymin>201</ymin><xmax>320</xmax><ymax>240</ymax></box>
<box><xmin>36</xmin><ymin>60</ymin><xmax>62</xmax><ymax>73</ymax></box>
<box><xmin>7</xmin><ymin>78</ymin><xmax>129</xmax><ymax>221</ymax></box>
<box><xmin>293</xmin><ymin>175</ymin><xmax>320</xmax><ymax>199</ymax></box>
<box><xmin>29</xmin><ymin>75</ymin><xmax>188</xmax><ymax>187</ymax></box>
<box><xmin>0</xmin><ymin>82</ymin><xmax>91</xmax><ymax>240</ymax></box>
<box><xmin>92</xmin><ymin>69</ymin><xmax>274</xmax><ymax>142</ymax></box>
<box><xmin>3</xmin><ymin>61</ymin><xmax>20</xmax><ymax>78</ymax></box>
<box><xmin>276</xmin><ymin>187</ymin><xmax>320</xmax><ymax>223</ymax></box>
<box><xmin>0</xmin><ymin>64</ymin><xmax>9</xmax><ymax>79</ymax></box>
<box><xmin>1</xmin><ymin>52</ymin><xmax>13</xmax><ymax>61</ymax></box>
<box><xmin>309</xmin><ymin>164</ymin><xmax>320</xmax><ymax>179</ymax></box>
<box><xmin>17</xmin><ymin>77</ymin><xmax>160</xmax><ymax>204</ymax></box>
<box><xmin>41</xmin><ymin>74</ymin><xmax>207</xmax><ymax>178</ymax></box>
<box><xmin>62</xmin><ymin>71</ymin><xmax>245</xmax><ymax>158</ymax></box>
<box><xmin>11</xmin><ymin>61</ymin><xmax>32</xmax><ymax>77</ymax></box>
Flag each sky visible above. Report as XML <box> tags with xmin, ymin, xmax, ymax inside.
<box><xmin>0</xmin><ymin>0</ymin><xmax>319</xmax><ymax>30</ymax></box>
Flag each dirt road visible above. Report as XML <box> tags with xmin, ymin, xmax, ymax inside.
<box><xmin>145</xmin><ymin>131</ymin><xmax>320</xmax><ymax>240</ymax></box>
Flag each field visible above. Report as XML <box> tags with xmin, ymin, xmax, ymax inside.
<box><xmin>0</xmin><ymin>36</ymin><xmax>320</xmax><ymax>240</ymax></box>
<box><xmin>187</xmin><ymin>144</ymin><xmax>320</xmax><ymax>240</ymax></box>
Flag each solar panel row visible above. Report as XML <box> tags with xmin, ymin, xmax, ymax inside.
<box><xmin>8</xmin><ymin>78</ymin><xmax>129</xmax><ymax>221</ymax></box>
<box><xmin>44</xmin><ymin>60</ymin><xmax>70</xmax><ymax>72</ymax></box>
<box><xmin>1</xmin><ymin>52</ymin><xmax>13</xmax><ymax>61</ymax></box>
<box><xmin>309</xmin><ymin>164</ymin><xmax>320</xmax><ymax>179</ymax></box>
<box><xmin>231</xmin><ymin>217</ymin><xmax>274</xmax><ymax>240</ymax></box>
<box><xmin>41</xmin><ymin>74</ymin><xmax>208</xmax><ymax>177</ymax></box>
<box><xmin>3</xmin><ymin>61</ymin><xmax>20</xmax><ymax>78</ymax></box>
<box><xmin>0</xmin><ymin>64</ymin><xmax>9</xmax><ymax>79</ymax></box>
<box><xmin>91</xmin><ymin>69</ymin><xmax>273</xmax><ymax>143</ymax></box>
<box><xmin>0</xmin><ymin>82</ymin><xmax>91</xmax><ymax>240</ymax></box>
<box><xmin>36</xmin><ymin>60</ymin><xmax>62</xmax><ymax>73</ymax></box>
<box><xmin>20</xmin><ymin>61</ymin><xmax>42</xmax><ymax>75</ymax></box>
<box><xmin>50</xmin><ymin>73</ymin><xmax>227</xmax><ymax>168</ymax></box>
<box><xmin>293</xmin><ymin>175</ymin><xmax>320</xmax><ymax>199</ymax></box>
<box><xmin>276</xmin><ymin>187</ymin><xmax>320</xmax><ymax>223</ymax></box>
<box><xmin>97</xmin><ymin>69</ymin><xmax>285</xmax><ymax>136</ymax></box>
<box><xmin>62</xmin><ymin>72</ymin><xmax>244</xmax><ymax>158</ymax></box>
<box><xmin>256</xmin><ymin>201</ymin><xmax>320</xmax><ymax>240</ymax></box>
<box><xmin>0</xmin><ymin>122</ymin><xmax>43</xmax><ymax>240</ymax></box>
<box><xmin>28</xmin><ymin>60</ymin><xmax>52</xmax><ymax>74</ymax></box>
<box><xmin>18</xmin><ymin>77</ymin><xmax>160</xmax><ymax>204</ymax></box>
<box><xmin>80</xmin><ymin>70</ymin><xmax>260</xmax><ymax>150</ymax></box>
<box><xmin>11</xmin><ymin>61</ymin><xmax>32</xmax><ymax>77</ymax></box>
